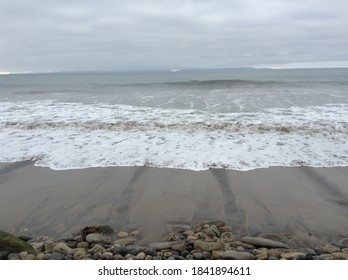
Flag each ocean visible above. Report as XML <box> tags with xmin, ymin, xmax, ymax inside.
<box><xmin>0</xmin><ymin>68</ymin><xmax>347</xmax><ymax>171</ymax></box>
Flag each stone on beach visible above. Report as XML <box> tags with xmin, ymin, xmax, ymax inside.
<box><xmin>241</xmin><ymin>236</ymin><xmax>288</xmax><ymax>248</ymax></box>
<box><xmin>0</xmin><ymin>230</ymin><xmax>35</xmax><ymax>254</ymax></box>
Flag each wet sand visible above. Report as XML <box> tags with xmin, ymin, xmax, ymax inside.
<box><xmin>0</xmin><ymin>161</ymin><xmax>347</xmax><ymax>245</ymax></box>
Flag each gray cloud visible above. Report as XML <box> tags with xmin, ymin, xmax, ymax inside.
<box><xmin>1</xmin><ymin>0</ymin><xmax>348</xmax><ymax>72</ymax></box>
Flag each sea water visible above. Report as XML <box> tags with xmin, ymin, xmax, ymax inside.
<box><xmin>0</xmin><ymin>68</ymin><xmax>347</xmax><ymax>170</ymax></box>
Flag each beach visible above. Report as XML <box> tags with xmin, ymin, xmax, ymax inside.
<box><xmin>1</xmin><ymin>161</ymin><xmax>347</xmax><ymax>249</ymax></box>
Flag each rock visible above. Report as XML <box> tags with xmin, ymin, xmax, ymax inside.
<box><xmin>206</xmin><ymin>221</ymin><xmax>225</xmax><ymax>228</ymax></box>
<box><xmin>230</xmin><ymin>241</ymin><xmax>255</xmax><ymax>250</ymax></box>
<box><xmin>44</xmin><ymin>240</ymin><xmax>57</xmax><ymax>251</ymax></box>
<box><xmin>136</xmin><ymin>252</ymin><xmax>146</xmax><ymax>260</ymax></box>
<box><xmin>258</xmin><ymin>233</ymin><xmax>282</xmax><ymax>242</ymax></box>
<box><xmin>0</xmin><ymin>251</ymin><xmax>9</xmax><ymax>260</ymax></box>
<box><xmin>0</xmin><ymin>230</ymin><xmax>35</xmax><ymax>253</ymax></box>
<box><xmin>90</xmin><ymin>244</ymin><xmax>106</xmax><ymax>254</ymax></box>
<box><xmin>193</xmin><ymin>252</ymin><xmax>204</xmax><ymax>260</ymax></box>
<box><xmin>117</xmin><ymin>231</ymin><xmax>128</xmax><ymax>238</ymax></box>
<box><xmin>163</xmin><ymin>251</ymin><xmax>173</xmax><ymax>258</ymax></box>
<box><xmin>280</xmin><ymin>252</ymin><xmax>306</xmax><ymax>260</ymax></box>
<box><xmin>183</xmin><ymin>230</ymin><xmax>195</xmax><ymax>238</ymax></box>
<box><xmin>81</xmin><ymin>225</ymin><xmax>115</xmax><ymax>240</ymax></box>
<box><xmin>241</xmin><ymin>236</ymin><xmax>288</xmax><ymax>248</ymax></box>
<box><xmin>218</xmin><ymin>226</ymin><xmax>233</xmax><ymax>233</ymax></box>
<box><xmin>341</xmin><ymin>248</ymin><xmax>348</xmax><ymax>255</ymax></box>
<box><xmin>77</xmin><ymin>242</ymin><xmax>89</xmax><ymax>249</ymax></box>
<box><xmin>7</xmin><ymin>253</ymin><xmax>20</xmax><ymax>260</ymax></box>
<box><xmin>222</xmin><ymin>251</ymin><xmax>254</xmax><ymax>260</ymax></box>
<box><xmin>221</xmin><ymin>232</ymin><xmax>235</xmax><ymax>243</ymax></box>
<box><xmin>74</xmin><ymin>248</ymin><xmax>87</xmax><ymax>260</ymax></box>
<box><xmin>86</xmin><ymin>233</ymin><xmax>112</xmax><ymax>244</ymax></box>
<box><xmin>127</xmin><ymin>245</ymin><xmax>145</xmax><ymax>256</ymax></box>
<box><xmin>148</xmin><ymin>242</ymin><xmax>178</xmax><ymax>251</ymax></box>
<box><xmin>194</xmin><ymin>240</ymin><xmax>225</xmax><ymax>251</ymax></box>
<box><xmin>268</xmin><ymin>256</ymin><xmax>279</xmax><ymax>260</ymax></box>
<box><xmin>18</xmin><ymin>236</ymin><xmax>33</xmax><ymax>242</ymax></box>
<box><xmin>18</xmin><ymin>251</ymin><xmax>28</xmax><ymax>260</ymax></box>
<box><xmin>102</xmin><ymin>252</ymin><xmax>114</xmax><ymax>260</ymax></box>
<box><xmin>331</xmin><ymin>252</ymin><xmax>348</xmax><ymax>260</ymax></box>
<box><xmin>48</xmin><ymin>253</ymin><xmax>65</xmax><ymax>260</ymax></box>
<box><xmin>167</xmin><ymin>256</ymin><xmax>175</xmax><ymax>260</ymax></box>
<box><xmin>173</xmin><ymin>255</ymin><xmax>186</xmax><ymax>260</ymax></box>
<box><xmin>27</xmin><ymin>254</ymin><xmax>36</xmax><ymax>260</ymax></box>
<box><xmin>171</xmin><ymin>243</ymin><xmax>186</xmax><ymax>253</ymax></box>
<box><xmin>323</xmin><ymin>245</ymin><xmax>340</xmax><ymax>253</ymax></box>
<box><xmin>339</xmin><ymin>238</ymin><xmax>348</xmax><ymax>247</ymax></box>
<box><xmin>203</xmin><ymin>226</ymin><xmax>221</xmax><ymax>237</ymax></box>
<box><xmin>114</xmin><ymin>238</ymin><xmax>136</xmax><ymax>246</ymax></box>
<box><xmin>320</xmin><ymin>254</ymin><xmax>334</xmax><ymax>260</ymax></box>
<box><xmin>36</xmin><ymin>253</ymin><xmax>48</xmax><ymax>260</ymax></box>
<box><xmin>144</xmin><ymin>247</ymin><xmax>157</xmax><ymax>256</ymax></box>
<box><xmin>211</xmin><ymin>251</ymin><xmax>223</xmax><ymax>260</ymax></box>
<box><xmin>187</xmin><ymin>235</ymin><xmax>198</xmax><ymax>240</ymax></box>
<box><xmin>267</xmin><ymin>249</ymin><xmax>282</xmax><ymax>258</ymax></box>
<box><xmin>167</xmin><ymin>233</ymin><xmax>178</xmax><ymax>241</ymax></box>
<box><xmin>112</xmin><ymin>247</ymin><xmax>129</xmax><ymax>256</ymax></box>
<box><xmin>129</xmin><ymin>230</ymin><xmax>140</xmax><ymax>237</ymax></box>
<box><xmin>252</xmin><ymin>249</ymin><xmax>268</xmax><ymax>260</ymax></box>
<box><xmin>53</xmin><ymin>243</ymin><xmax>73</xmax><ymax>254</ymax></box>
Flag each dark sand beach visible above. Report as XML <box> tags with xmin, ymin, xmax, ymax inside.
<box><xmin>1</xmin><ymin>161</ymin><xmax>348</xmax><ymax>248</ymax></box>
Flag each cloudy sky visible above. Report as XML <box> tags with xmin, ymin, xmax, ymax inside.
<box><xmin>1</xmin><ymin>0</ymin><xmax>348</xmax><ymax>73</ymax></box>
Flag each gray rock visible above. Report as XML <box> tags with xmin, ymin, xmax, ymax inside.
<box><xmin>0</xmin><ymin>251</ymin><xmax>10</xmax><ymax>260</ymax></box>
<box><xmin>339</xmin><ymin>238</ymin><xmax>348</xmax><ymax>247</ymax></box>
<box><xmin>48</xmin><ymin>253</ymin><xmax>65</xmax><ymax>260</ymax></box>
<box><xmin>173</xmin><ymin>255</ymin><xmax>186</xmax><ymax>260</ymax></box>
<box><xmin>112</xmin><ymin>247</ymin><xmax>129</xmax><ymax>256</ymax></box>
<box><xmin>171</xmin><ymin>243</ymin><xmax>186</xmax><ymax>253</ymax></box>
<box><xmin>7</xmin><ymin>253</ymin><xmax>20</xmax><ymax>260</ymax></box>
<box><xmin>114</xmin><ymin>238</ymin><xmax>136</xmax><ymax>246</ymax></box>
<box><xmin>148</xmin><ymin>242</ymin><xmax>178</xmax><ymax>251</ymax></box>
<box><xmin>127</xmin><ymin>245</ymin><xmax>145</xmax><ymax>256</ymax></box>
<box><xmin>144</xmin><ymin>247</ymin><xmax>157</xmax><ymax>256</ymax></box>
<box><xmin>86</xmin><ymin>233</ymin><xmax>112</xmax><ymax>244</ymax></box>
<box><xmin>241</xmin><ymin>236</ymin><xmax>288</xmax><ymax>248</ymax></box>
<box><xmin>193</xmin><ymin>252</ymin><xmax>204</xmax><ymax>260</ymax></box>
<box><xmin>222</xmin><ymin>251</ymin><xmax>255</xmax><ymax>260</ymax></box>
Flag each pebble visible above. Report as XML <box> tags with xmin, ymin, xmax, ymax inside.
<box><xmin>280</xmin><ymin>252</ymin><xmax>306</xmax><ymax>260</ymax></box>
<box><xmin>194</xmin><ymin>240</ymin><xmax>225</xmax><ymax>251</ymax></box>
<box><xmin>2</xmin><ymin>221</ymin><xmax>347</xmax><ymax>260</ymax></box>
<box><xmin>241</xmin><ymin>236</ymin><xmax>288</xmax><ymax>248</ymax></box>
<box><xmin>86</xmin><ymin>233</ymin><xmax>112</xmax><ymax>244</ymax></box>
<box><xmin>117</xmin><ymin>231</ymin><xmax>128</xmax><ymax>238</ymax></box>
<box><xmin>222</xmin><ymin>251</ymin><xmax>255</xmax><ymax>260</ymax></box>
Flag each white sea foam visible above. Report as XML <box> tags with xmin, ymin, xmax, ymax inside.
<box><xmin>0</xmin><ymin>100</ymin><xmax>347</xmax><ymax>171</ymax></box>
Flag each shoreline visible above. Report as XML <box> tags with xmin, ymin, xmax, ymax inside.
<box><xmin>1</xmin><ymin>161</ymin><xmax>348</xmax><ymax>246</ymax></box>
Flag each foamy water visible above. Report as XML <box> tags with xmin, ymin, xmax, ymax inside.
<box><xmin>0</xmin><ymin>68</ymin><xmax>348</xmax><ymax>170</ymax></box>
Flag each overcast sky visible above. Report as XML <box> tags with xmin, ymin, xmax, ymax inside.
<box><xmin>1</xmin><ymin>0</ymin><xmax>348</xmax><ymax>73</ymax></box>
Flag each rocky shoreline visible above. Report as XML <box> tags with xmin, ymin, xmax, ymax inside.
<box><xmin>1</xmin><ymin>221</ymin><xmax>348</xmax><ymax>260</ymax></box>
